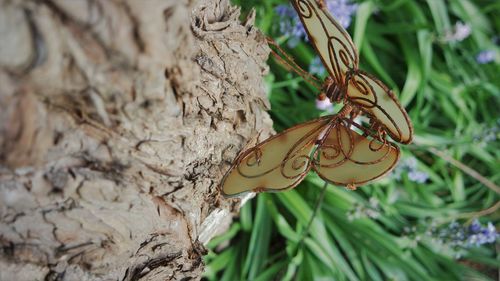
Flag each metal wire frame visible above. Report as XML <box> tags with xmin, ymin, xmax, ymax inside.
<box><xmin>290</xmin><ymin>0</ymin><xmax>413</xmax><ymax>144</ymax></box>
<box><xmin>267</xmin><ymin>37</ymin><xmax>323</xmax><ymax>91</ymax></box>
<box><xmin>220</xmin><ymin>0</ymin><xmax>414</xmax><ymax>197</ymax></box>
<box><xmin>221</xmin><ymin>109</ymin><xmax>400</xmax><ymax>197</ymax></box>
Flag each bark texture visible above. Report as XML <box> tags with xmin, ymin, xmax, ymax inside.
<box><xmin>0</xmin><ymin>0</ymin><xmax>271</xmax><ymax>280</ymax></box>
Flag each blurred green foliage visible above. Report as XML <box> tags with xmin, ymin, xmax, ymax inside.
<box><xmin>205</xmin><ymin>0</ymin><xmax>499</xmax><ymax>280</ymax></box>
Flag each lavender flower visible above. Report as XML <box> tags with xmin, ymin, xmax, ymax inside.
<box><xmin>275</xmin><ymin>0</ymin><xmax>358</xmax><ymax>47</ymax></box>
<box><xmin>408</xmin><ymin>170</ymin><xmax>429</xmax><ymax>184</ymax></box>
<box><xmin>404</xmin><ymin>157</ymin><xmax>417</xmax><ymax>170</ymax></box>
<box><xmin>399</xmin><ymin>219</ymin><xmax>498</xmax><ymax>258</ymax></box>
<box><xmin>391</xmin><ymin>157</ymin><xmax>429</xmax><ymax>183</ymax></box>
<box><xmin>402</xmin><ymin>226</ymin><xmax>422</xmax><ymax>248</ymax></box>
<box><xmin>476</xmin><ymin>50</ymin><xmax>495</xmax><ymax>64</ymax></box>
<box><xmin>443</xmin><ymin>21</ymin><xmax>471</xmax><ymax>42</ymax></box>
<box><xmin>325</xmin><ymin>0</ymin><xmax>358</xmax><ymax>28</ymax></box>
<box><xmin>429</xmin><ymin>220</ymin><xmax>498</xmax><ymax>251</ymax></box>
<box><xmin>346</xmin><ymin>197</ymin><xmax>380</xmax><ymax>221</ymax></box>
<box><xmin>468</xmin><ymin>220</ymin><xmax>482</xmax><ymax>233</ymax></box>
<box><xmin>466</xmin><ymin>220</ymin><xmax>498</xmax><ymax>247</ymax></box>
<box><xmin>309</xmin><ymin>56</ymin><xmax>326</xmax><ymax>76</ymax></box>
<box><xmin>274</xmin><ymin>5</ymin><xmax>306</xmax><ymax>47</ymax></box>
<box><xmin>315</xmin><ymin>98</ymin><xmax>333</xmax><ymax>111</ymax></box>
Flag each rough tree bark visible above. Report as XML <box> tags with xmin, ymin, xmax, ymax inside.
<box><xmin>0</xmin><ymin>0</ymin><xmax>272</xmax><ymax>280</ymax></box>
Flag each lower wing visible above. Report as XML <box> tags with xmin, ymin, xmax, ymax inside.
<box><xmin>313</xmin><ymin>119</ymin><xmax>400</xmax><ymax>187</ymax></box>
<box><xmin>221</xmin><ymin>116</ymin><xmax>332</xmax><ymax>197</ymax></box>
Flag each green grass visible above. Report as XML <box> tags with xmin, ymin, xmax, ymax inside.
<box><xmin>205</xmin><ymin>0</ymin><xmax>499</xmax><ymax>280</ymax></box>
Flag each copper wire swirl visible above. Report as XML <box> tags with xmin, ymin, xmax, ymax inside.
<box><xmin>296</xmin><ymin>0</ymin><xmax>313</xmax><ymax>18</ymax></box>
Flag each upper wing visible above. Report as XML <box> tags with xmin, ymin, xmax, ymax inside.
<box><xmin>288</xmin><ymin>0</ymin><xmax>413</xmax><ymax>143</ymax></box>
<box><xmin>313</xmin><ymin>119</ymin><xmax>400</xmax><ymax>186</ymax></box>
<box><xmin>346</xmin><ymin>70</ymin><xmax>413</xmax><ymax>144</ymax></box>
<box><xmin>221</xmin><ymin>116</ymin><xmax>333</xmax><ymax>197</ymax></box>
<box><xmin>290</xmin><ymin>0</ymin><xmax>358</xmax><ymax>84</ymax></box>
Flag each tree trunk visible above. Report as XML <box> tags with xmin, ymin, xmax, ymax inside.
<box><xmin>0</xmin><ymin>0</ymin><xmax>271</xmax><ymax>280</ymax></box>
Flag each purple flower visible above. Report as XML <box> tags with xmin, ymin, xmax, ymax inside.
<box><xmin>469</xmin><ymin>220</ymin><xmax>482</xmax><ymax>233</ymax></box>
<box><xmin>476</xmin><ymin>50</ymin><xmax>495</xmax><ymax>64</ymax></box>
<box><xmin>275</xmin><ymin>0</ymin><xmax>358</xmax><ymax>48</ymax></box>
<box><xmin>274</xmin><ymin>5</ymin><xmax>307</xmax><ymax>47</ymax></box>
<box><xmin>443</xmin><ymin>21</ymin><xmax>471</xmax><ymax>42</ymax></box>
<box><xmin>408</xmin><ymin>170</ymin><xmax>429</xmax><ymax>183</ymax></box>
<box><xmin>466</xmin><ymin>222</ymin><xmax>498</xmax><ymax>247</ymax></box>
<box><xmin>346</xmin><ymin>197</ymin><xmax>380</xmax><ymax>221</ymax></box>
<box><xmin>315</xmin><ymin>98</ymin><xmax>333</xmax><ymax>111</ymax></box>
<box><xmin>325</xmin><ymin>0</ymin><xmax>358</xmax><ymax>28</ymax></box>
<box><xmin>429</xmin><ymin>220</ymin><xmax>498</xmax><ymax>250</ymax></box>
<box><xmin>391</xmin><ymin>157</ymin><xmax>429</xmax><ymax>184</ymax></box>
<box><xmin>404</xmin><ymin>157</ymin><xmax>418</xmax><ymax>170</ymax></box>
<box><xmin>274</xmin><ymin>4</ymin><xmax>295</xmax><ymax>18</ymax></box>
<box><xmin>309</xmin><ymin>56</ymin><xmax>326</xmax><ymax>75</ymax></box>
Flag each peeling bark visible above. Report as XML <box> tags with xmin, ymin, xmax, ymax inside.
<box><xmin>0</xmin><ymin>0</ymin><xmax>271</xmax><ymax>280</ymax></box>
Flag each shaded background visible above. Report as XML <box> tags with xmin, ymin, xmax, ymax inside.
<box><xmin>205</xmin><ymin>0</ymin><xmax>499</xmax><ymax>280</ymax></box>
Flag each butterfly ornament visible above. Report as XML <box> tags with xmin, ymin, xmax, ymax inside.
<box><xmin>221</xmin><ymin>0</ymin><xmax>413</xmax><ymax>197</ymax></box>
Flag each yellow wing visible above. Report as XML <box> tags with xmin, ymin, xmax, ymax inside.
<box><xmin>313</xmin><ymin>119</ymin><xmax>400</xmax><ymax>186</ymax></box>
<box><xmin>221</xmin><ymin>116</ymin><xmax>332</xmax><ymax>197</ymax></box>
<box><xmin>288</xmin><ymin>0</ymin><xmax>413</xmax><ymax>143</ymax></box>
<box><xmin>345</xmin><ymin>70</ymin><xmax>413</xmax><ymax>144</ymax></box>
<box><xmin>290</xmin><ymin>0</ymin><xmax>358</xmax><ymax>84</ymax></box>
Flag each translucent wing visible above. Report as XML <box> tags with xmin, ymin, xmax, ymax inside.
<box><xmin>288</xmin><ymin>0</ymin><xmax>413</xmax><ymax>143</ymax></box>
<box><xmin>313</xmin><ymin>119</ymin><xmax>400</xmax><ymax>185</ymax></box>
<box><xmin>221</xmin><ymin>117</ymin><xmax>332</xmax><ymax>197</ymax></box>
<box><xmin>346</xmin><ymin>70</ymin><xmax>413</xmax><ymax>144</ymax></box>
<box><xmin>290</xmin><ymin>0</ymin><xmax>358</xmax><ymax>84</ymax></box>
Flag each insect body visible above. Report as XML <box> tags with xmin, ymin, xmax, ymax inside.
<box><xmin>221</xmin><ymin>0</ymin><xmax>413</xmax><ymax>197</ymax></box>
